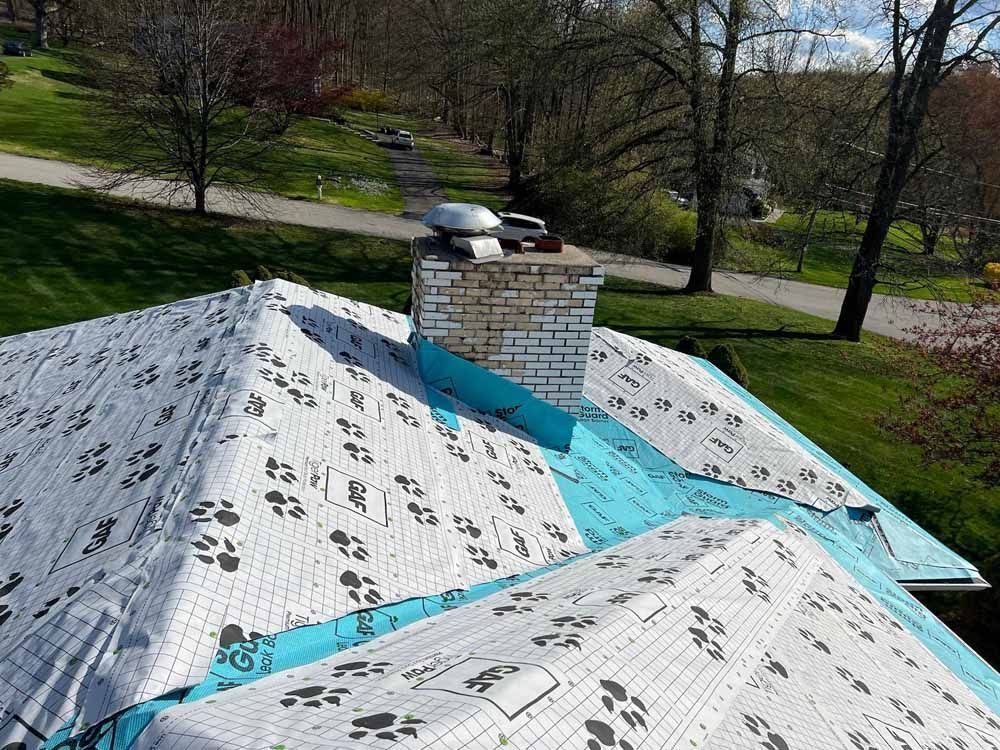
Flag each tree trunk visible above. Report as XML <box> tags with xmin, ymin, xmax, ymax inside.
<box><xmin>833</xmin><ymin>0</ymin><xmax>955</xmax><ymax>340</ymax></box>
<box><xmin>797</xmin><ymin>204</ymin><xmax>819</xmax><ymax>273</ymax></box>
<box><xmin>194</xmin><ymin>184</ymin><xmax>208</xmax><ymax>215</ymax></box>
<box><xmin>34</xmin><ymin>2</ymin><xmax>48</xmax><ymax>49</ymax></box>
<box><xmin>684</xmin><ymin>0</ymin><xmax>742</xmax><ymax>293</ymax></box>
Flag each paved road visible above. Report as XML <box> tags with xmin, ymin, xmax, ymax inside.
<box><xmin>588</xmin><ymin>253</ymin><xmax>960</xmax><ymax>341</ymax></box>
<box><xmin>376</xmin><ymin>137</ymin><xmax>445</xmax><ymax>219</ymax></box>
<box><xmin>0</xmin><ymin>151</ymin><xmax>428</xmax><ymax>242</ymax></box>
<box><xmin>0</xmin><ymin>151</ymin><xmax>957</xmax><ymax>340</ymax></box>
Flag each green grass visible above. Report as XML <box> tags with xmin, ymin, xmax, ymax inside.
<box><xmin>0</xmin><ymin>178</ymin><xmax>411</xmax><ymax>336</ymax></box>
<box><xmin>0</xmin><ymin>23</ymin><xmax>403</xmax><ymax>212</ymax></box>
<box><xmin>2</xmin><ymin>179</ymin><xmax>996</xmax><ymax>663</ymax></box>
<box><xmin>346</xmin><ymin>109</ymin><xmax>509</xmax><ymax>210</ymax></box>
<box><xmin>724</xmin><ymin>209</ymin><xmax>983</xmax><ymax>302</ymax></box>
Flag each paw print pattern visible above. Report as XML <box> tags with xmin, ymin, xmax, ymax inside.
<box><xmin>750</xmin><ymin>464</ymin><xmax>771</xmax><ymax>480</ymax></box>
<box><xmin>266</xmin><ymin>490</ymin><xmax>306</xmax><ymax>520</ymax></box>
<box><xmin>280</xmin><ymin>685</ymin><xmax>351</xmax><ymax>708</ymax></box>
<box><xmin>172</xmin><ymin>359</ymin><xmax>203</xmax><ymax>389</ymax></box>
<box><xmin>825</xmin><ymin>480</ymin><xmax>847</xmax><ymax>499</ymax></box>
<box><xmin>340</xmin><ymin>570</ymin><xmax>383</xmax><ymax>605</ymax></box>
<box><xmin>701</xmin><ymin>463</ymin><xmax>722</xmax><ymax>478</ymax></box>
<box><xmin>606</xmin><ymin>395</ymin><xmax>626</xmax><ymax>411</ymax></box>
<box><xmin>887</xmin><ymin>696</ymin><xmax>924</xmax><ymax>726</ymax></box>
<box><xmin>689</xmin><ymin>606</ymin><xmax>726</xmax><ymax>661</ymax></box>
<box><xmin>243</xmin><ymin>343</ymin><xmax>286</xmax><ymax>368</ymax></box>
<box><xmin>329</xmin><ymin>529</ymin><xmax>370</xmax><ymax>561</ymax></box>
<box><xmin>337</xmin><ymin>350</ymin><xmax>363</xmax><ymax>367</ymax></box>
<box><xmin>595</xmin><ymin>554</ymin><xmax>630</xmax><ymax>569</ymax></box>
<box><xmin>541</xmin><ymin>521</ymin><xmax>569</xmax><ymax>543</ymax></box>
<box><xmin>599</xmin><ymin>678</ymin><xmax>648</xmax><ymax>731</ymax></box>
<box><xmin>32</xmin><ymin>586</ymin><xmax>81</xmax><ymax>619</ymax></box>
<box><xmin>492</xmin><ymin>603</ymin><xmax>534</xmax><ymax>616</ymax></box>
<box><xmin>724</xmin><ymin>413</ymin><xmax>743</xmax><ymax>427</ymax></box>
<box><xmin>653</xmin><ymin>397</ymin><xmax>672</xmax><ymax>411</ymax></box>
<box><xmin>835</xmin><ymin>666</ymin><xmax>871</xmax><ymax>695</ymax></box>
<box><xmin>28</xmin><ymin>404</ymin><xmax>62</xmax><ymax>433</ymax></box>
<box><xmin>345</xmin><ymin>366</ymin><xmax>371</xmax><ymax>384</ymax></box>
<box><xmin>628</xmin><ymin>406</ymin><xmax>648</xmax><ymax>421</ymax></box>
<box><xmin>677</xmin><ymin>409</ymin><xmax>696</xmax><ymax>424</ymax></box>
<box><xmin>761</xmin><ymin>652</ymin><xmax>788</xmax><ymax>678</ymax></box>
<box><xmin>121</xmin><ymin>443</ymin><xmax>162</xmax><ymax>488</ymax></box>
<box><xmin>407</xmin><ymin>503</ymin><xmax>439</xmax><ymax>526</ymax></box>
<box><xmin>846</xmin><ymin>730</ymin><xmax>879</xmax><ymax>750</ymax></box>
<box><xmin>532</xmin><ymin>631</ymin><xmax>584</xmax><ymax>649</ymax></box>
<box><xmin>487</xmin><ymin>470</ymin><xmax>511</xmax><ymax>489</ymax></box>
<box><xmin>775</xmin><ymin>478</ymin><xmax>797</xmax><ymax>494</ymax></box>
<box><xmin>348</xmin><ymin>713</ymin><xmax>425</xmax><ymax>742</ymax></box>
<box><xmin>331</xmin><ymin>660</ymin><xmax>391</xmax><ymax>678</ymax></box>
<box><xmin>445</xmin><ymin>442</ymin><xmax>470</xmax><ymax>462</ymax></box>
<box><xmin>130</xmin><ymin>365</ymin><xmax>160</xmax><ymax>389</ymax></box>
<box><xmin>741</xmin><ymin>567</ymin><xmax>771</xmax><ymax>603</ymax></box>
<box><xmin>742</xmin><ymin>714</ymin><xmax>789</xmax><ymax>750</ymax></box>
<box><xmin>797</xmin><ymin>627</ymin><xmax>831</xmax><ymax>654</ymax></box>
<box><xmin>772</xmin><ymin>539</ymin><xmax>798</xmax><ymax>568</ymax></box>
<box><xmin>190</xmin><ymin>499</ymin><xmax>240</xmax><ymax>526</ymax></box>
<box><xmin>72</xmin><ymin>441</ymin><xmax>112</xmax><ymax>482</ymax></box>
<box><xmin>891</xmin><ymin>646</ymin><xmax>920</xmax><ymax>669</ymax></box>
<box><xmin>452</xmin><ymin>516</ymin><xmax>482</xmax><ymax>538</ymax></box>
<box><xmin>265</xmin><ymin>457</ymin><xmax>297</xmax><ymax>483</ymax></box>
<box><xmin>465</xmin><ymin>544</ymin><xmax>498</xmax><ymax>570</ymax></box>
<box><xmin>396</xmin><ymin>410</ymin><xmax>420</xmax><ymax>428</ymax></box>
<box><xmin>433</xmin><ymin>422</ymin><xmax>458</xmax><ymax>441</ymax></box>
<box><xmin>925</xmin><ymin>680</ymin><xmax>958</xmax><ymax>705</ymax></box>
<box><xmin>393</xmin><ymin>475</ymin><xmax>425</xmax><ymax>497</ymax></box>
<box><xmin>61</xmin><ymin>403</ymin><xmax>96</xmax><ymax>436</ymax></box>
<box><xmin>590</xmin><ymin>350</ymin><xmax>608</xmax><ymax>363</ymax></box>
<box><xmin>191</xmin><ymin>535</ymin><xmax>240</xmax><ymax>572</ymax></box>
<box><xmin>343</xmin><ymin>442</ymin><xmax>375</xmax><ymax>465</ymax></box>
<box><xmin>510</xmin><ymin>591</ymin><xmax>549</xmax><ymax>603</ymax></box>
<box><xmin>798</xmin><ymin>467</ymin><xmax>818</xmax><ymax>484</ymax></box>
<box><xmin>699</xmin><ymin>401</ymin><xmax>719</xmax><ymax>415</ymax></box>
<box><xmin>637</xmin><ymin>567</ymin><xmax>678</xmax><ymax>585</ymax></box>
<box><xmin>0</xmin><ymin>571</ymin><xmax>25</xmax><ymax>625</ymax></box>
<box><xmin>499</xmin><ymin>494</ymin><xmax>525</xmax><ymax>515</ymax></box>
<box><xmin>520</xmin><ymin>456</ymin><xmax>545</xmax><ymax>475</ymax></box>
<box><xmin>336</xmin><ymin>418</ymin><xmax>366</xmax><ymax>440</ymax></box>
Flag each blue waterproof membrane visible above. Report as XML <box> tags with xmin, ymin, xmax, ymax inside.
<box><xmin>692</xmin><ymin>358</ymin><xmax>979</xmax><ymax>582</ymax></box>
<box><xmin>45</xmin><ymin>337</ymin><xmax>999</xmax><ymax>748</ymax></box>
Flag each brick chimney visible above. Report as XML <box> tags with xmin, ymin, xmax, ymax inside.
<box><xmin>411</xmin><ymin>236</ymin><xmax>605</xmax><ymax>414</ymax></box>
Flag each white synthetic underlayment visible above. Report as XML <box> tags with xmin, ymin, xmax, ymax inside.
<box><xmin>131</xmin><ymin>516</ymin><xmax>1000</xmax><ymax>750</ymax></box>
<box><xmin>0</xmin><ymin>281</ymin><xmax>585</xmax><ymax>739</ymax></box>
<box><xmin>584</xmin><ymin>328</ymin><xmax>867</xmax><ymax>512</ymax></box>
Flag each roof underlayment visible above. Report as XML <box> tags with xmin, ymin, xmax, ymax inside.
<box><xmin>0</xmin><ymin>279</ymin><xmax>996</xmax><ymax>749</ymax></box>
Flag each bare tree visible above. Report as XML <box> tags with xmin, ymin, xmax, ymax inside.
<box><xmin>833</xmin><ymin>0</ymin><xmax>1000</xmax><ymax>341</ymax></box>
<box><xmin>575</xmin><ymin>0</ymin><xmax>842</xmax><ymax>292</ymax></box>
<box><xmin>83</xmin><ymin>0</ymin><xmax>329</xmax><ymax>215</ymax></box>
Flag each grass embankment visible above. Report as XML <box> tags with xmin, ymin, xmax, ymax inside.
<box><xmin>724</xmin><ymin>209</ymin><xmax>984</xmax><ymax>302</ymax></box>
<box><xmin>0</xmin><ymin>23</ymin><xmax>403</xmax><ymax>211</ymax></box>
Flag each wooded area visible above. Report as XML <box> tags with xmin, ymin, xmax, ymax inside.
<box><xmin>4</xmin><ymin>0</ymin><xmax>1000</xmax><ymax>337</ymax></box>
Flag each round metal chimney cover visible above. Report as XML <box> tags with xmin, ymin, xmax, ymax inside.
<box><xmin>422</xmin><ymin>203</ymin><xmax>502</xmax><ymax>233</ymax></box>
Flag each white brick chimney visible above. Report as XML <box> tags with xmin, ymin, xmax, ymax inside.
<box><xmin>411</xmin><ymin>236</ymin><xmax>605</xmax><ymax>414</ymax></box>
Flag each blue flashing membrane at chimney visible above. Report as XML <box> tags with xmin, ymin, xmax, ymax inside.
<box><xmin>42</xmin><ymin>338</ymin><xmax>999</xmax><ymax>749</ymax></box>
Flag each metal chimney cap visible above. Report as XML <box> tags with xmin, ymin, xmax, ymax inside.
<box><xmin>421</xmin><ymin>203</ymin><xmax>502</xmax><ymax>234</ymax></box>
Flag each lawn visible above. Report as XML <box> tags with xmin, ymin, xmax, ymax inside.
<box><xmin>346</xmin><ymin>109</ymin><xmax>510</xmax><ymax>210</ymax></box>
<box><xmin>724</xmin><ymin>209</ymin><xmax>984</xmax><ymax>302</ymax></box>
<box><xmin>0</xmin><ymin>179</ymin><xmax>411</xmax><ymax>336</ymax></box>
<box><xmin>2</xmin><ymin>180</ymin><xmax>996</xmax><ymax>663</ymax></box>
<box><xmin>0</xmin><ymin>23</ymin><xmax>403</xmax><ymax>212</ymax></box>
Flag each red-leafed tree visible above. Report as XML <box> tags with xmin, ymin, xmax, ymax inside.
<box><xmin>83</xmin><ymin>0</ymin><xmax>335</xmax><ymax>214</ymax></box>
<box><xmin>882</xmin><ymin>292</ymin><xmax>1000</xmax><ymax>487</ymax></box>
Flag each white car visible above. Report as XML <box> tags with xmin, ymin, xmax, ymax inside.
<box><xmin>489</xmin><ymin>212</ymin><xmax>547</xmax><ymax>242</ymax></box>
<box><xmin>393</xmin><ymin>131</ymin><xmax>415</xmax><ymax>150</ymax></box>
